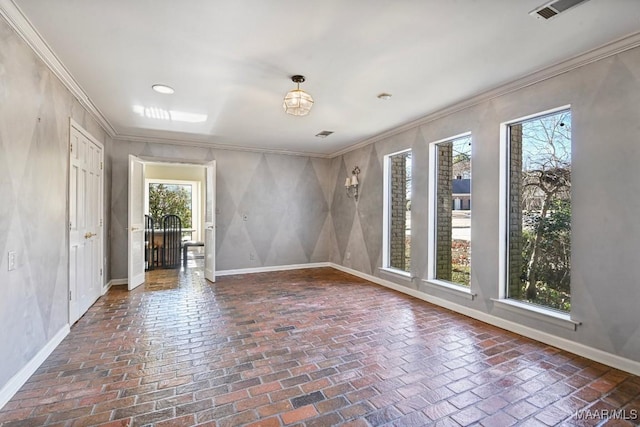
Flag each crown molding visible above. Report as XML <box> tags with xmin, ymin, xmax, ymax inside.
<box><xmin>114</xmin><ymin>134</ymin><xmax>332</xmax><ymax>159</ymax></box>
<box><xmin>329</xmin><ymin>30</ymin><xmax>640</xmax><ymax>158</ymax></box>
<box><xmin>0</xmin><ymin>0</ymin><xmax>117</xmax><ymax>137</ymax></box>
<box><xmin>114</xmin><ymin>29</ymin><xmax>640</xmax><ymax>160</ymax></box>
<box><xmin>4</xmin><ymin>0</ymin><xmax>639</xmax><ymax>160</ymax></box>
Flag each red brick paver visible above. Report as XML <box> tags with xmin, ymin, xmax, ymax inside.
<box><xmin>0</xmin><ymin>266</ymin><xmax>639</xmax><ymax>426</ymax></box>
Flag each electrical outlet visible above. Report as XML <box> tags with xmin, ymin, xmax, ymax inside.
<box><xmin>346</xmin><ymin>251</ymin><xmax>351</xmax><ymax>260</ymax></box>
<box><xmin>249</xmin><ymin>253</ymin><xmax>255</xmax><ymax>261</ymax></box>
<box><xmin>8</xmin><ymin>251</ymin><xmax>16</xmax><ymax>271</ymax></box>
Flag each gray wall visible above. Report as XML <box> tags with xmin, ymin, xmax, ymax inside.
<box><xmin>2</xmin><ymin>7</ymin><xmax>639</xmax><ymax>399</ymax></box>
<box><xmin>329</xmin><ymin>46</ymin><xmax>640</xmax><ymax>363</ymax></box>
<box><xmin>109</xmin><ymin>140</ymin><xmax>333</xmax><ymax>279</ymax></box>
<box><xmin>0</xmin><ymin>18</ymin><xmax>111</xmax><ymax>388</ymax></box>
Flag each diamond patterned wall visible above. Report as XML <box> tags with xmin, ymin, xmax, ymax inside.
<box><xmin>0</xmin><ymin>18</ymin><xmax>110</xmax><ymax>388</ymax></box>
<box><xmin>109</xmin><ymin>143</ymin><xmax>332</xmax><ymax>277</ymax></box>
<box><xmin>3</xmin><ymin>10</ymin><xmax>640</xmax><ymax>406</ymax></box>
<box><xmin>327</xmin><ymin>49</ymin><xmax>640</xmax><ymax>365</ymax></box>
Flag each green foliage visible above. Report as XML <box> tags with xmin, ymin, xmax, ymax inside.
<box><xmin>148</xmin><ymin>183</ymin><xmax>192</xmax><ymax>228</ymax></box>
<box><xmin>520</xmin><ymin>199</ymin><xmax>571</xmax><ymax>311</ymax></box>
<box><xmin>452</xmin><ymin>265</ymin><xmax>470</xmax><ymax>287</ymax></box>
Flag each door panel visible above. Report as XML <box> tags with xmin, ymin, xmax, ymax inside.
<box><xmin>69</xmin><ymin>129</ymin><xmax>81</xmax><ymax>322</ymax></box>
<box><xmin>204</xmin><ymin>160</ymin><xmax>216</xmax><ymax>282</ymax></box>
<box><xmin>128</xmin><ymin>155</ymin><xmax>145</xmax><ymax>290</ymax></box>
<box><xmin>69</xmin><ymin>123</ymin><xmax>103</xmax><ymax>324</ymax></box>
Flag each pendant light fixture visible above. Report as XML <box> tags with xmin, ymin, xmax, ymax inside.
<box><xmin>283</xmin><ymin>75</ymin><xmax>314</xmax><ymax>116</ymax></box>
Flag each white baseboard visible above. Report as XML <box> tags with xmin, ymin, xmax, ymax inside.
<box><xmin>329</xmin><ymin>263</ymin><xmax>640</xmax><ymax>376</ymax></box>
<box><xmin>0</xmin><ymin>325</ymin><xmax>70</xmax><ymax>410</ymax></box>
<box><xmin>108</xmin><ymin>279</ymin><xmax>128</xmax><ymax>287</ymax></box>
<box><xmin>102</xmin><ymin>280</ymin><xmax>112</xmax><ymax>295</ymax></box>
<box><xmin>216</xmin><ymin>262</ymin><xmax>330</xmax><ymax>277</ymax></box>
<box><xmin>113</xmin><ymin>263</ymin><xmax>331</xmax><ymax>283</ymax></box>
<box><xmin>102</xmin><ymin>263</ymin><xmax>640</xmax><ymax>375</ymax></box>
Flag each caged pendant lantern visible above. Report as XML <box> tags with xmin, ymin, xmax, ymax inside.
<box><xmin>283</xmin><ymin>75</ymin><xmax>314</xmax><ymax>116</ymax></box>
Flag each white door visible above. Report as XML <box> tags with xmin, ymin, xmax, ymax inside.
<box><xmin>204</xmin><ymin>160</ymin><xmax>216</xmax><ymax>282</ymax></box>
<box><xmin>69</xmin><ymin>122</ymin><xmax>103</xmax><ymax>324</ymax></box>
<box><xmin>128</xmin><ymin>155</ymin><xmax>145</xmax><ymax>290</ymax></box>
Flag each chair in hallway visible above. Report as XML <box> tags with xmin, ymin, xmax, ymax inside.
<box><xmin>144</xmin><ymin>215</ymin><xmax>156</xmax><ymax>270</ymax></box>
<box><xmin>161</xmin><ymin>214</ymin><xmax>182</xmax><ymax>268</ymax></box>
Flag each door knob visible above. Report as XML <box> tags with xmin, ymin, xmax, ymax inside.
<box><xmin>84</xmin><ymin>232</ymin><xmax>96</xmax><ymax>239</ymax></box>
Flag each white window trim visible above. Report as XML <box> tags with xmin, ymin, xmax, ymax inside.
<box><xmin>145</xmin><ymin>178</ymin><xmax>201</xmax><ymax>240</ymax></box>
<box><xmin>498</xmin><ymin>105</ymin><xmax>577</xmax><ymax>325</ymax></box>
<box><xmin>422</xmin><ymin>279</ymin><xmax>476</xmax><ymax>300</ymax></box>
<box><xmin>382</xmin><ymin>148</ymin><xmax>412</xmax><ymax>271</ymax></box>
<box><xmin>427</xmin><ymin>132</ymin><xmax>472</xmax><ymax>290</ymax></box>
<box><xmin>498</xmin><ymin>122</ymin><xmax>509</xmax><ymax>300</ymax></box>
<box><xmin>491</xmin><ymin>298</ymin><xmax>580</xmax><ymax>331</ymax></box>
<box><xmin>379</xmin><ymin>266</ymin><xmax>412</xmax><ymax>279</ymax></box>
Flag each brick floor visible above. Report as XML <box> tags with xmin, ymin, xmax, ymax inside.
<box><xmin>1</xmin><ymin>266</ymin><xmax>639</xmax><ymax>426</ymax></box>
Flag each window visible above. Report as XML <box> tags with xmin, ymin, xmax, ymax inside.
<box><xmin>429</xmin><ymin>134</ymin><xmax>472</xmax><ymax>287</ymax></box>
<box><xmin>383</xmin><ymin>150</ymin><xmax>412</xmax><ymax>273</ymax></box>
<box><xmin>505</xmin><ymin>109</ymin><xmax>571</xmax><ymax>312</ymax></box>
<box><xmin>146</xmin><ymin>179</ymin><xmax>200</xmax><ymax>240</ymax></box>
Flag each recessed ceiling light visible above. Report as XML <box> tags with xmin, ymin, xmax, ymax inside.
<box><xmin>152</xmin><ymin>84</ymin><xmax>175</xmax><ymax>94</ymax></box>
<box><xmin>377</xmin><ymin>93</ymin><xmax>392</xmax><ymax>100</ymax></box>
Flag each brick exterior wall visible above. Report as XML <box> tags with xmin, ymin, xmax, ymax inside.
<box><xmin>390</xmin><ymin>155</ymin><xmax>408</xmax><ymax>271</ymax></box>
<box><xmin>508</xmin><ymin>124</ymin><xmax>523</xmax><ymax>298</ymax></box>
<box><xmin>436</xmin><ymin>143</ymin><xmax>452</xmax><ymax>280</ymax></box>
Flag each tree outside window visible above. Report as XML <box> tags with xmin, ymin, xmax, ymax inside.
<box><xmin>148</xmin><ymin>183</ymin><xmax>193</xmax><ymax>228</ymax></box>
<box><xmin>508</xmin><ymin>110</ymin><xmax>571</xmax><ymax>312</ymax></box>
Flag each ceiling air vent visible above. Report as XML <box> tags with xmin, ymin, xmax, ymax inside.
<box><xmin>530</xmin><ymin>0</ymin><xmax>591</xmax><ymax>20</ymax></box>
<box><xmin>315</xmin><ymin>130</ymin><xmax>334</xmax><ymax>138</ymax></box>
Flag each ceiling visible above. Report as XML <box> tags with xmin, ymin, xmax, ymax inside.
<box><xmin>7</xmin><ymin>0</ymin><xmax>640</xmax><ymax>156</ymax></box>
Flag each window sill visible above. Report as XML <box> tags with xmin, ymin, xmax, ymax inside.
<box><xmin>491</xmin><ymin>298</ymin><xmax>580</xmax><ymax>331</ymax></box>
<box><xmin>379</xmin><ymin>267</ymin><xmax>412</xmax><ymax>281</ymax></box>
<box><xmin>422</xmin><ymin>279</ymin><xmax>476</xmax><ymax>300</ymax></box>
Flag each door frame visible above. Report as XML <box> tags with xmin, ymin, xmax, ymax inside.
<box><xmin>128</xmin><ymin>159</ymin><xmax>214</xmax><ymax>281</ymax></box>
<box><xmin>204</xmin><ymin>160</ymin><xmax>216</xmax><ymax>283</ymax></box>
<box><xmin>68</xmin><ymin>118</ymin><xmax>104</xmax><ymax>324</ymax></box>
<box><xmin>128</xmin><ymin>155</ymin><xmax>145</xmax><ymax>290</ymax></box>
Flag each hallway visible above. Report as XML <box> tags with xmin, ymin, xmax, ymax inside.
<box><xmin>0</xmin><ymin>267</ymin><xmax>638</xmax><ymax>426</ymax></box>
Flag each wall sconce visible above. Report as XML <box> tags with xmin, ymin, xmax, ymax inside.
<box><xmin>345</xmin><ymin>166</ymin><xmax>360</xmax><ymax>201</ymax></box>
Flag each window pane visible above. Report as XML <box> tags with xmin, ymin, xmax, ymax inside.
<box><xmin>434</xmin><ymin>136</ymin><xmax>472</xmax><ymax>286</ymax></box>
<box><xmin>508</xmin><ymin>110</ymin><xmax>571</xmax><ymax>312</ymax></box>
<box><xmin>389</xmin><ymin>151</ymin><xmax>412</xmax><ymax>272</ymax></box>
<box><xmin>148</xmin><ymin>183</ymin><xmax>194</xmax><ymax>228</ymax></box>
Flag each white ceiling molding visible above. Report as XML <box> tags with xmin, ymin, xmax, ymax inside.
<box><xmin>0</xmin><ymin>0</ymin><xmax>117</xmax><ymax>137</ymax></box>
<box><xmin>121</xmin><ymin>23</ymin><xmax>640</xmax><ymax>161</ymax></box>
<box><xmin>114</xmin><ymin>134</ymin><xmax>332</xmax><ymax>159</ymax></box>
<box><xmin>3</xmin><ymin>0</ymin><xmax>640</xmax><ymax>160</ymax></box>
<box><xmin>330</xmin><ymin>30</ymin><xmax>640</xmax><ymax>159</ymax></box>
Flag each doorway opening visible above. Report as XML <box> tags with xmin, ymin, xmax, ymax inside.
<box><xmin>144</xmin><ymin>163</ymin><xmax>205</xmax><ymax>271</ymax></box>
<box><xmin>128</xmin><ymin>157</ymin><xmax>216</xmax><ymax>290</ymax></box>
